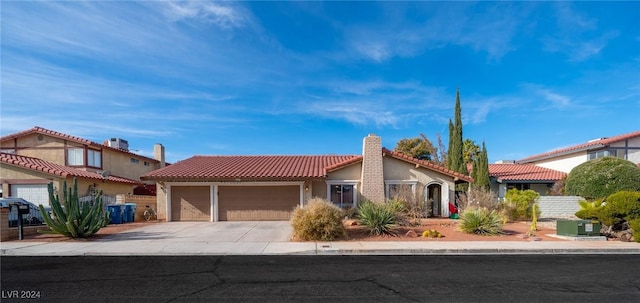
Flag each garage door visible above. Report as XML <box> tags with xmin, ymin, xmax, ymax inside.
<box><xmin>171</xmin><ymin>186</ymin><xmax>211</xmax><ymax>221</ymax></box>
<box><xmin>11</xmin><ymin>184</ymin><xmax>49</xmax><ymax>206</ymax></box>
<box><xmin>218</xmin><ymin>186</ymin><xmax>300</xmax><ymax>221</ymax></box>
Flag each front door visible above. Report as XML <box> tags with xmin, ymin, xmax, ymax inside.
<box><xmin>426</xmin><ymin>184</ymin><xmax>441</xmax><ymax>217</ymax></box>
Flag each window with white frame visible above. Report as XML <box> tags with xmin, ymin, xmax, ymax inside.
<box><xmin>588</xmin><ymin>149</ymin><xmax>619</xmax><ymax>160</ymax></box>
<box><xmin>87</xmin><ymin>149</ymin><xmax>102</xmax><ymax>168</ymax></box>
<box><xmin>328</xmin><ymin>182</ymin><xmax>357</xmax><ymax>208</ymax></box>
<box><xmin>67</xmin><ymin>148</ymin><xmax>84</xmax><ymax>166</ymax></box>
<box><xmin>385</xmin><ymin>180</ymin><xmax>418</xmax><ymax>201</ymax></box>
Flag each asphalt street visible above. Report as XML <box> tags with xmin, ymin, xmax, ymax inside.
<box><xmin>2</xmin><ymin>255</ymin><xmax>639</xmax><ymax>302</ymax></box>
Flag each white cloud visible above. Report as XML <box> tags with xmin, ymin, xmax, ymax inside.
<box><xmin>163</xmin><ymin>1</ymin><xmax>248</xmax><ymax>29</ymax></box>
<box><xmin>522</xmin><ymin>84</ymin><xmax>572</xmax><ymax>109</ymax></box>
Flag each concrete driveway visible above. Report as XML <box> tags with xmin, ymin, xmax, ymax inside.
<box><xmin>106</xmin><ymin>221</ymin><xmax>293</xmax><ymax>242</ymax></box>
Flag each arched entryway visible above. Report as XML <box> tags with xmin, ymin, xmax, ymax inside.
<box><xmin>425</xmin><ymin>183</ymin><xmax>442</xmax><ymax>217</ymax></box>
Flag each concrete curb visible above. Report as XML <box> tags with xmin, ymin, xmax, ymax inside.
<box><xmin>316</xmin><ymin>248</ymin><xmax>640</xmax><ymax>255</ymax></box>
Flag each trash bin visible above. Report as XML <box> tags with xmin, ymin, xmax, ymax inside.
<box><xmin>124</xmin><ymin>203</ymin><xmax>137</xmax><ymax>222</ymax></box>
<box><xmin>107</xmin><ymin>205</ymin><xmax>124</xmax><ymax>224</ymax></box>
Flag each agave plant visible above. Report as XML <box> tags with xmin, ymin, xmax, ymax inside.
<box><xmin>357</xmin><ymin>201</ymin><xmax>398</xmax><ymax>236</ymax></box>
<box><xmin>458</xmin><ymin>207</ymin><xmax>504</xmax><ymax>236</ymax></box>
<box><xmin>38</xmin><ymin>178</ymin><xmax>106</xmax><ymax>238</ymax></box>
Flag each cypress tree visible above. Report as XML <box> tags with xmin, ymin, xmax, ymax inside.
<box><xmin>447</xmin><ymin>89</ymin><xmax>467</xmax><ymax>175</ymax></box>
<box><xmin>474</xmin><ymin>141</ymin><xmax>491</xmax><ymax>190</ymax></box>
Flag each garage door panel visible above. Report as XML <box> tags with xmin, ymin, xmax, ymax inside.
<box><xmin>218</xmin><ymin>186</ymin><xmax>299</xmax><ymax>221</ymax></box>
<box><xmin>11</xmin><ymin>184</ymin><xmax>49</xmax><ymax>206</ymax></box>
<box><xmin>171</xmin><ymin>186</ymin><xmax>210</xmax><ymax>221</ymax></box>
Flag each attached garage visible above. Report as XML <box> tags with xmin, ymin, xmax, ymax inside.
<box><xmin>11</xmin><ymin>184</ymin><xmax>49</xmax><ymax>206</ymax></box>
<box><xmin>171</xmin><ymin>186</ymin><xmax>211</xmax><ymax>221</ymax></box>
<box><xmin>218</xmin><ymin>185</ymin><xmax>300</xmax><ymax>221</ymax></box>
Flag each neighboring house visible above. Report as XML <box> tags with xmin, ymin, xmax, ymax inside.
<box><xmin>141</xmin><ymin>134</ymin><xmax>471</xmax><ymax>222</ymax></box>
<box><xmin>517</xmin><ymin>130</ymin><xmax>640</xmax><ymax>173</ymax></box>
<box><xmin>488</xmin><ymin>162</ymin><xmax>566</xmax><ymax>198</ymax></box>
<box><xmin>0</xmin><ymin>126</ymin><xmax>166</xmax><ymax>205</ymax></box>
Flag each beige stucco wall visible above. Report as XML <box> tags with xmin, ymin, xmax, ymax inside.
<box><xmin>309</xmin><ymin>180</ymin><xmax>328</xmax><ymax>201</ymax></box>
<box><xmin>155</xmin><ymin>182</ymin><xmax>168</xmax><ymax>221</ymax></box>
<box><xmin>101</xmin><ymin>149</ymin><xmax>161</xmax><ymax>182</ymax></box>
<box><xmin>531</xmin><ymin>152</ymin><xmax>588</xmax><ymax>173</ymax></box>
<box><xmin>327</xmin><ymin>163</ymin><xmax>362</xmax><ymax>181</ymax></box>
<box><xmin>2</xmin><ymin>133</ymin><xmax>73</xmax><ymax>165</ymax></box>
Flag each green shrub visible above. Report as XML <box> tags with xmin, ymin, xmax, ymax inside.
<box><xmin>575</xmin><ymin>199</ymin><xmax>605</xmax><ymax>220</ymax></box>
<box><xmin>357</xmin><ymin>201</ymin><xmax>398</xmax><ymax>236</ymax></box>
<box><xmin>605</xmin><ymin>191</ymin><xmax>640</xmax><ymax>221</ymax></box>
<box><xmin>504</xmin><ymin>189</ymin><xmax>541</xmax><ymax>221</ymax></box>
<box><xmin>629</xmin><ymin>219</ymin><xmax>640</xmax><ymax>243</ymax></box>
<box><xmin>597</xmin><ymin>191</ymin><xmax>640</xmax><ymax>228</ymax></box>
<box><xmin>38</xmin><ymin>178</ymin><xmax>106</xmax><ymax>238</ymax></box>
<box><xmin>458</xmin><ymin>207</ymin><xmax>504</xmax><ymax>235</ymax></box>
<box><xmin>291</xmin><ymin>198</ymin><xmax>346</xmax><ymax>241</ymax></box>
<box><xmin>565</xmin><ymin>157</ymin><xmax>640</xmax><ymax>199</ymax></box>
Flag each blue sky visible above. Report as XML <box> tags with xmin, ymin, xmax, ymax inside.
<box><xmin>2</xmin><ymin>1</ymin><xmax>639</xmax><ymax>164</ymax></box>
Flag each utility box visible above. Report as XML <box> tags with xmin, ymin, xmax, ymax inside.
<box><xmin>556</xmin><ymin>219</ymin><xmax>601</xmax><ymax>236</ymax></box>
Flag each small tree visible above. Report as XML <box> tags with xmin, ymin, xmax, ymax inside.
<box><xmin>38</xmin><ymin>178</ymin><xmax>106</xmax><ymax>238</ymax></box>
<box><xmin>504</xmin><ymin>189</ymin><xmax>541</xmax><ymax>221</ymax></box>
<box><xmin>565</xmin><ymin>157</ymin><xmax>640</xmax><ymax>199</ymax></box>
<box><xmin>394</xmin><ymin>135</ymin><xmax>437</xmax><ymax>160</ymax></box>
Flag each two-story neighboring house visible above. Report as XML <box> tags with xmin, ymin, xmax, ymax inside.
<box><xmin>517</xmin><ymin>130</ymin><xmax>640</xmax><ymax>173</ymax></box>
<box><xmin>0</xmin><ymin>126</ymin><xmax>166</xmax><ymax>206</ymax></box>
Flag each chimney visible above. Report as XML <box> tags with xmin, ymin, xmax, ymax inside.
<box><xmin>154</xmin><ymin>143</ymin><xmax>165</xmax><ymax>168</ymax></box>
<box><xmin>360</xmin><ymin>134</ymin><xmax>385</xmax><ymax>203</ymax></box>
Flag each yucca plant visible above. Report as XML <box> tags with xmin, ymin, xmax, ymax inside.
<box><xmin>458</xmin><ymin>207</ymin><xmax>504</xmax><ymax>236</ymax></box>
<box><xmin>357</xmin><ymin>201</ymin><xmax>398</xmax><ymax>236</ymax></box>
<box><xmin>38</xmin><ymin>178</ymin><xmax>106</xmax><ymax>238</ymax></box>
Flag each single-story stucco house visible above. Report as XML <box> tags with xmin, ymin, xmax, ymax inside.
<box><xmin>141</xmin><ymin>134</ymin><xmax>472</xmax><ymax>222</ymax></box>
<box><xmin>488</xmin><ymin>162</ymin><xmax>566</xmax><ymax>198</ymax></box>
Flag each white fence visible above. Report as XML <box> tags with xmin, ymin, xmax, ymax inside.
<box><xmin>538</xmin><ymin>196</ymin><xmax>583</xmax><ymax>218</ymax></box>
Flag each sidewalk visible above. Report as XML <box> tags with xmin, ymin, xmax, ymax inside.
<box><xmin>2</xmin><ymin>221</ymin><xmax>638</xmax><ymax>256</ymax></box>
<box><xmin>2</xmin><ymin>239</ymin><xmax>638</xmax><ymax>256</ymax></box>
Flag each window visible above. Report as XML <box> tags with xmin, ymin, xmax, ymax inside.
<box><xmin>87</xmin><ymin>149</ymin><xmax>101</xmax><ymax>168</ymax></box>
<box><xmin>327</xmin><ymin>182</ymin><xmax>358</xmax><ymax>208</ymax></box>
<box><xmin>67</xmin><ymin>148</ymin><xmax>84</xmax><ymax>166</ymax></box>
<box><xmin>385</xmin><ymin>181</ymin><xmax>417</xmax><ymax>200</ymax></box>
<box><xmin>130</xmin><ymin>158</ymin><xmax>140</xmax><ymax>164</ymax></box>
<box><xmin>144</xmin><ymin>161</ymin><xmax>150</xmax><ymax>166</ymax></box>
<box><xmin>507</xmin><ymin>183</ymin><xmax>530</xmax><ymax>191</ymax></box>
<box><xmin>0</xmin><ymin>149</ymin><xmax>16</xmax><ymax>154</ymax></box>
<box><xmin>588</xmin><ymin>149</ymin><xmax>618</xmax><ymax>160</ymax></box>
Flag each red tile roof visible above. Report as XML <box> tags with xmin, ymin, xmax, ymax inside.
<box><xmin>489</xmin><ymin>164</ymin><xmax>566</xmax><ymax>182</ymax></box>
<box><xmin>141</xmin><ymin>155</ymin><xmax>362</xmax><ymax>180</ymax></box>
<box><xmin>0</xmin><ymin>152</ymin><xmax>140</xmax><ymax>184</ymax></box>
<box><xmin>382</xmin><ymin>148</ymin><xmax>473</xmax><ymax>182</ymax></box>
<box><xmin>0</xmin><ymin>126</ymin><xmax>161</xmax><ymax>163</ymax></box>
<box><xmin>143</xmin><ymin>150</ymin><xmax>474</xmax><ymax>182</ymax></box>
<box><xmin>518</xmin><ymin>130</ymin><xmax>640</xmax><ymax>163</ymax></box>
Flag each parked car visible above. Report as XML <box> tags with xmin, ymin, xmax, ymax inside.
<box><xmin>0</xmin><ymin>198</ymin><xmax>46</xmax><ymax>227</ymax></box>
